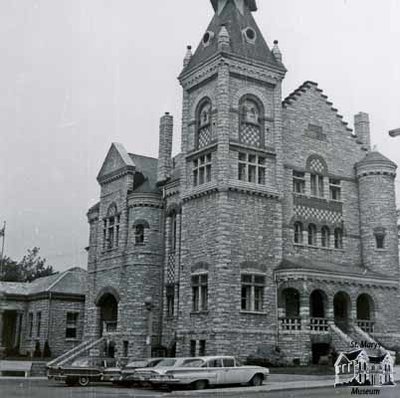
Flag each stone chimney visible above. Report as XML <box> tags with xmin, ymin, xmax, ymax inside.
<box><xmin>354</xmin><ymin>112</ymin><xmax>371</xmax><ymax>151</ymax></box>
<box><xmin>157</xmin><ymin>112</ymin><xmax>173</xmax><ymax>184</ymax></box>
<box><xmin>183</xmin><ymin>45</ymin><xmax>192</xmax><ymax>67</ymax></box>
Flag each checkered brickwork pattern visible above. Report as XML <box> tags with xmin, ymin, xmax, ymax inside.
<box><xmin>295</xmin><ymin>205</ymin><xmax>342</xmax><ymax>224</ymax></box>
<box><xmin>198</xmin><ymin>126</ymin><xmax>212</xmax><ymax>148</ymax></box>
<box><xmin>309</xmin><ymin>158</ymin><xmax>325</xmax><ymax>174</ymax></box>
<box><xmin>240</xmin><ymin>124</ymin><xmax>261</xmax><ymax>147</ymax></box>
<box><xmin>167</xmin><ymin>253</ymin><xmax>176</xmax><ymax>284</ymax></box>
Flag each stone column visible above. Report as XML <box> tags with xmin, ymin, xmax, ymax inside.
<box><xmin>299</xmin><ymin>292</ymin><xmax>310</xmax><ymax>331</ymax></box>
<box><xmin>14</xmin><ymin>312</ymin><xmax>23</xmax><ymax>349</ymax></box>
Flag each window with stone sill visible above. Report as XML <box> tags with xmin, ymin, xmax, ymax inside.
<box><xmin>103</xmin><ymin>204</ymin><xmax>120</xmax><ymax>250</ymax></box>
<box><xmin>166</xmin><ymin>285</ymin><xmax>174</xmax><ymax>317</ymax></box>
<box><xmin>170</xmin><ymin>212</ymin><xmax>177</xmax><ymax>252</ymax></box>
<box><xmin>374</xmin><ymin>228</ymin><xmax>386</xmax><ymax>250</ymax></box>
<box><xmin>329</xmin><ymin>179</ymin><xmax>341</xmax><ymax>201</ymax></box>
<box><xmin>334</xmin><ymin>228</ymin><xmax>343</xmax><ymax>249</ymax></box>
<box><xmin>193</xmin><ymin>154</ymin><xmax>212</xmax><ymax>187</ymax></box>
<box><xmin>239</xmin><ymin>96</ymin><xmax>263</xmax><ymax>148</ymax></box>
<box><xmin>192</xmin><ymin>273</ymin><xmax>208</xmax><ymax>312</ymax></box>
<box><xmin>308</xmin><ymin>224</ymin><xmax>317</xmax><ymax>246</ymax></box>
<box><xmin>294</xmin><ymin>222</ymin><xmax>303</xmax><ymax>244</ymax></box>
<box><xmin>321</xmin><ymin>226</ymin><xmax>331</xmax><ymax>248</ymax></box>
<box><xmin>238</xmin><ymin>152</ymin><xmax>266</xmax><ymax>185</ymax></box>
<box><xmin>293</xmin><ymin>171</ymin><xmax>306</xmax><ymax>194</ymax></box>
<box><xmin>241</xmin><ymin>274</ymin><xmax>265</xmax><ymax>312</ymax></box>
<box><xmin>310</xmin><ymin>174</ymin><xmax>324</xmax><ymax>198</ymax></box>
<box><xmin>66</xmin><ymin>312</ymin><xmax>79</xmax><ymax>339</ymax></box>
<box><xmin>196</xmin><ymin>99</ymin><xmax>212</xmax><ymax>149</ymax></box>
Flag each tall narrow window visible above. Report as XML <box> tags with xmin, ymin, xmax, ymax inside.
<box><xmin>170</xmin><ymin>213</ymin><xmax>177</xmax><ymax>252</ymax></box>
<box><xmin>329</xmin><ymin>179</ymin><xmax>341</xmax><ymax>201</ymax></box>
<box><xmin>123</xmin><ymin>341</ymin><xmax>129</xmax><ymax>357</ymax></box>
<box><xmin>199</xmin><ymin>340</ymin><xmax>206</xmax><ymax>356</ymax></box>
<box><xmin>238</xmin><ymin>152</ymin><xmax>266</xmax><ymax>185</ymax></box>
<box><xmin>28</xmin><ymin>313</ymin><xmax>33</xmax><ymax>338</ymax></box>
<box><xmin>192</xmin><ymin>274</ymin><xmax>208</xmax><ymax>312</ymax></box>
<box><xmin>308</xmin><ymin>224</ymin><xmax>317</xmax><ymax>246</ymax></box>
<box><xmin>135</xmin><ymin>224</ymin><xmax>145</xmax><ymax>244</ymax></box>
<box><xmin>294</xmin><ymin>222</ymin><xmax>303</xmax><ymax>244</ymax></box>
<box><xmin>241</xmin><ymin>274</ymin><xmax>265</xmax><ymax>312</ymax></box>
<box><xmin>196</xmin><ymin>99</ymin><xmax>212</xmax><ymax>149</ymax></box>
<box><xmin>321</xmin><ymin>226</ymin><xmax>330</xmax><ymax>248</ymax></box>
<box><xmin>334</xmin><ymin>228</ymin><xmax>343</xmax><ymax>249</ymax></box>
<box><xmin>374</xmin><ymin>228</ymin><xmax>386</xmax><ymax>249</ymax></box>
<box><xmin>66</xmin><ymin>312</ymin><xmax>79</xmax><ymax>339</ymax></box>
<box><xmin>166</xmin><ymin>285</ymin><xmax>175</xmax><ymax>317</ymax></box>
<box><xmin>193</xmin><ymin>154</ymin><xmax>212</xmax><ymax>186</ymax></box>
<box><xmin>190</xmin><ymin>340</ymin><xmax>196</xmax><ymax>357</ymax></box>
<box><xmin>293</xmin><ymin>171</ymin><xmax>306</xmax><ymax>194</ymax></box>
<box><xmin>239</xmin><ymin>96</ymin><xmax>263</xmax><ymax>147</ymax></box>
<box><xmin>103</xmin><ymin>204</ymin><xmax>120</xmax><ymax>250</ymax></box>
<box><xmin>311</xmin><ymin>174</ymin><xmax>324</xmax><ymax>197</ymax></box>
<box><xmin>36</xmin><ymin>312</ymin><xmax>42</xmax><ymax>338</ymax></box>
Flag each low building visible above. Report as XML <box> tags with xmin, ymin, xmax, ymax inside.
<box><xmin>0</xmin><ymin>267</ymin><xmax>86</xmax><ymax>358</ymax></box>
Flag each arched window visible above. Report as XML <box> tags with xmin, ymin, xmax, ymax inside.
<box><xmin>170</xmin><ymin>212</ymin><xmax>177</xmax><ymax>252</ymax></box>
<box><xmin>239</xmin><ymin>95</ymin><xmax>263</xmax><ymax>147</ymax></box>
<box><xmin>308</xmin><ymin>224</ymin><xmax>317</xmax><ymax>246</ymax></box>
<box><xmin>321</xmin><ymin>226</ymin><xmax>330</xmax><ymax>248</ymax></box>
<box><xmin>134</xmin><ymin>224</ymin><xmax>145</xmax><ymax>244</ymax></box>
<box><xmin>334</xmin><ymin>228</ymin><xmax>343</xmax><ymax>249</ymax></box>
<box><xmin>196</xmin><ymin>98</ymin><xmax>212</xmax><ymax>149</ymax></box>
<box><xmin>103</xmin><ymin>204</ymin><xmax>120</xmax><ymax>250</ymax></box>
<box><xmin>294</xmin><ymin>222</ymin><xmax>303</xmax><ymax>244</ymax></box>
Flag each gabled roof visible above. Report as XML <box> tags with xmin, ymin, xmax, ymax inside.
<box><xmin>128</xmin><ymin>153</ymin><xmax>159</xmax><ymax>194</ymax></box>
<box><xmin>283</xmin><ymin>81</ymin><xmax>353</xmax><ymax>133</ymax></box>
<box><xmin>184</xmin><ymin>0</ymin><xmax>284</xmax><ymax>74</ymax></box>
<box><xmin>0</xmin><ymin>267</ymin><xmax>86</xmax><ymax>297</ymax></box>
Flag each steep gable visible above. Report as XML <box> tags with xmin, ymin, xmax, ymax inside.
<box><xmin>97</xmin><ymin>142</ymin><xmax>135</xmax><ymax>183</ymax></box>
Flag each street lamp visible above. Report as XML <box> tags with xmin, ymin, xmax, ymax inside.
<box><xmin>389</xmin><ymin>128</ymin><xmax>400</xmax><ymax>137</ymax></box>
<box><xmin>144</xmin><ymin>296</ymin><xmax>154</xmax><ymax>359</ymax></box>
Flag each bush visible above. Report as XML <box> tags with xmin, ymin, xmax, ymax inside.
<box><xmin>43</xmin><ymin>341</ymin><xmax>51</xmax><ymax>358</ymax></box>
<box><xmin>33</xmin><ymin>341</ymin><xmax>41</xmax><ymax>358</ymax></box>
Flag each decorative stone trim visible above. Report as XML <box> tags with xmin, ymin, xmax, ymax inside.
<box><xmin>229</xmin><ymin>141</ymin><xmax>276</xmax><ymax>157</ymax></box>
<box><xmin>186</xmin><ymin>142</ymin><xmax>218</xmax><ymax>160</ymax></box>
<box><xmin>97</xmin><ymin>166</ymin><xmax>135</xmax><ymax>185</ymax></box>
<box><xmin>227</xmin><ymin>180</ymin><xmax>280</xmax><ymax>199</ymax></box>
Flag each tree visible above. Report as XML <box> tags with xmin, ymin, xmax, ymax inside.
<box><xmin>0</xmin><ymin>247</ymin><xmax>54</xmax><ymax>282</ymax></box>
<box><xmin>18</xmin><ymin>247</ymin><xmax>54</xmax><ymax>282</ymax></box>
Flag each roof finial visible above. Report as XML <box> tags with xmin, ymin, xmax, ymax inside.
<box><xmin>183</xmin><ymin>45</ymin><xmax>192</xmax><ymax>67</ymax></box>
<box><xmin>272</xmin><ymin>40</ymin><xmax>283</xmax><ymax>63</ymax></box>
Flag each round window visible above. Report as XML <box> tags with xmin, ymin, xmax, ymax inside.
<box><xmin>245</xmin><ymin>28</ymin><xmax>256</xmax><ymax>41</ymax></box>
<box><xmin>202</xmin><ymin>31</ymin><xmax>214</xmax><ymax>46</ymax></box>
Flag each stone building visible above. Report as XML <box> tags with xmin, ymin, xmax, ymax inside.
<box><xmin>0</xmin><ymin>267</ymin><xmax>86</xmax><ymax>358</ymax></box>
<box><xmin>83</xmin><ymin>0</ymin><xmax>400</xmax><ymax>365</ymax></box>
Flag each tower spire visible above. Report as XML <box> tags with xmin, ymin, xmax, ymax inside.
<box><xmin>211</xmin><ymin>0</ymin><xmax>257</xmax><ymax>14</ymax></box>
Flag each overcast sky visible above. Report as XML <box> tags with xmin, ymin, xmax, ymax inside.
<box><xmin>1</xmin><ymin>0</ymin><xmax>399</xmax><ymax>272</ymax></box>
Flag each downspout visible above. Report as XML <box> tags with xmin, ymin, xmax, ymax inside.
<box><xmin>47</xmin><ymin>292</ymin><xmax>52</xmax><ymax>343</ymax></box>
<box><xmin>158</xmin><ymin>186</ymin><xmax>167</xmax><ymax>349</ymax></box>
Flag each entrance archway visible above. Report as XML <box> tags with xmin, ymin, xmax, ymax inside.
<box><xmin>310</xmin><ymin>290</ymin><xmax>327</xmax><ymax>318</ymax></box>
<box><xmin>96</xmin><ymin>291</ymin><xmax>119</xmax><ymax>336</ymax></box>
<box><xmin>333</xmin><ymin>292</ymin><xmax>351</xmax><ymax>332</ymax></box>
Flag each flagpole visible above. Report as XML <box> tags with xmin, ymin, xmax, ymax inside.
<box><xmin>0</xmin><ymin>221</ymin><xmax>6</xmax><ymax>279</ymax></box>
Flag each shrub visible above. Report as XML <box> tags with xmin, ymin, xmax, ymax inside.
<box><xmin>43</xmin><ymin>341</ymin><xmax>51</xmax><ymax>358</ymax></box>
<box><xmin>33</xmin><ymin>341</ymin><xmax>41</xmax><ymax>358</ymax></box>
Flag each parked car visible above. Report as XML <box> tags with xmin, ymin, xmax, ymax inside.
<box><xmin>47</xmin><ymin>356</ymin><xmax>120</xmax><ymax>387</ymax></box>
<box><xmin>125</xmin><ymin>357</ymin><xmax>196</xmax><ymax>385</ymax></box>
<box><xmin>118</xmin><ymin>358</ymin><xmax>163</xmax><ymax>386</ymax></box>
<box><xmin>141</xmin><ymin>356</ymin><xmax>269</xmax><ymax>390</ymax></box>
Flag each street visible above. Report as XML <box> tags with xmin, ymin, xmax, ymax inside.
<box><xmin>0</xmin><ymin>380</ymin><xmax>399</xmax><ymax>398</ymax></box>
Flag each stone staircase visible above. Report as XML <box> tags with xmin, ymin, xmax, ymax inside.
<box><xmin>47</xmin><ymin>336</ymin><xmax>106</xmax><ymax>368</ymax></box>
<box><xmin>330</xmin><ymin>323</ymin><xmax>393</xmax><ymax>358</ymax></box>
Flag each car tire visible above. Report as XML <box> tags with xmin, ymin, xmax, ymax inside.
<box><xmin>249</xmin><ymin>374</ymin><xmax>263</xmax><ymax>387</ymax></box>
<box><xmin>192</xmin><ymin>380</ymin><xmax>208</xmax><ymax>390</ymax></box>
<box><xmin>78</xmin><ymin>376</ymin><xmax>90</xmax><ymax>387</ymax></box>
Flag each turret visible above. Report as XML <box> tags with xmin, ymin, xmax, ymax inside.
<box><xmin>157</xmin><ymin>112</ymin><xmax>173</xmax><ymax>185</ymax></box>
<box><xmin>356</xmin><ymin>151</ymin><xmax>399</xmax><ymax>275</ymax></box>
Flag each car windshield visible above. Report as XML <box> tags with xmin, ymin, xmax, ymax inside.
<box><xmin>181</xmin><ymin>359</ymin><xmax>205</xmax><ymax>368</ymax></box>
<box><xmin>155</xmin><ymin>359</ymin><xmax>176</xmax><ymax>367</ymax></box>
<box><xmin>72</xmin><ymin>358</ymin><xmax>90</xmax><ymax>367</ymax></box>
<box><xmin>147</xmin><ymin>359</ymin><xmax>162</xmax><ymax>367</ymax></box>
